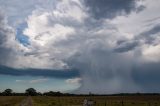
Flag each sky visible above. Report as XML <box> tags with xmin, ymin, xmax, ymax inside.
<box><xmin>0</xmin><ymin>0</ymin><xmax>160</xmax><ymax>94</ymax></box>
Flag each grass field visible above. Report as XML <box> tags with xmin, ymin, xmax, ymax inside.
<box><xmin>32</xmin><ymin>95</ymin><xmax>160</xmax><ymax>106</ymax></box>
<box><xmin>0</xmin><ymin>96</ymin><xmax>25</xmax><ymax>106</ymax></box>
<box><xmin>0</xmin><ymin>95</ymin><xmax>160</xmax><ymax>106</ymax></box>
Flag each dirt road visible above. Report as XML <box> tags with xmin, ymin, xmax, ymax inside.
<box><xmin>19</xmin><ymin>96</ymin><xmax>33</xmax><ymax>106</ymax></box>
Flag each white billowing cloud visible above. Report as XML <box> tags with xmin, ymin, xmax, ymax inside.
<box><xmin>142</xmin><ymin>45</ymin><xmax>160</xmax><ymax>62</ymax></box>
<box><xmin>15</xmin><ymin>0</ymin><xmax>88</xmax><ymax>69</ymax></box>
<box><xmin>24</xmin><ymin>12</ymin><xmax>75</xmax><ymax>46</ymax></box>
<box><xmin>0</xmin><ymin>10</ymin><xmax>29</xmax><ymax>67</ymax></box>
<box><xmin>52</xmin><ymin>0</ymin><xmax>87</xmax><ymax>23</ymax></box>
<box><xmin>0</xmin><ymin>0</ymin><xmax>58</xmax><ymax>26</ymax></box>
<box><xmin>66</xmin><ymin>78</ymin><xmax>82</xmax><ymax>85</ymax></box>
<box><xmin>10</xmin><ymin>54</ymin><xmax>68</xmax><ymax>69</ymax></box>
<box><xmin>1</xmin><ymin>0</ymin><xmax>85</xmax><ymax>69</ymax></box>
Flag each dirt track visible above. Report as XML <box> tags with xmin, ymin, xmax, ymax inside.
<box><xmin>19</xmin><ymin>96</ymin><xmax>33</xmax><ymax>106</ymax></box>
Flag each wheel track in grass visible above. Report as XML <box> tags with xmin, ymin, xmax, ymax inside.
<box><xmin>19</xmin><ymin>96</ymin><xmax>33</xmax><ymax>106</ymax></box>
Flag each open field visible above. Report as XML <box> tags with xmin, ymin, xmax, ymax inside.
<box><xmin>0</xmin><ymin>96</ymin><xmax>25</xmax><ymax>106</ymax></box>
<box><xmin>0</xmin><ymin>95</ymin><xmax>160</xmax><ymax>106</ymax></box>
<box><xmin>32</xmin><ymin>95</ymin><xmax>160</xmax><ymax>106</ymax></box>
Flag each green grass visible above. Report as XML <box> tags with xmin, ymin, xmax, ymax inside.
<box><xmin>32</xmin><ymin>95</ymin><xmax>160</xmax><ymax>106</ymax></box>
<box><xmin>0</xmin><ymin>96</ymin><xmax>25</xmax><ymax>106</ymax></box>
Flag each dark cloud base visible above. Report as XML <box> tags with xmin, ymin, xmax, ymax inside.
<box><xmin>132</xmin><ymin>62</ymin><xmax>160</xmax><ymax>93</ymax></box>
<box><xmin>0</xmin><ymin>65</ymin><xmax>80</xmax><ymax>79</ymax></box>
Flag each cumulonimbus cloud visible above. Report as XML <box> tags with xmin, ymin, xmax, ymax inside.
<box><xmin>0</xmin><ymin>0</ymin><xmax>160</xmax><ymax>94</ymax></box>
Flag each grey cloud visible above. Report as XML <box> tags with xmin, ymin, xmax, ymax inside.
<box><xmin>52</xmin><ymin>17</ymin><xmax>160</xmax><ymax>93</ymax></box>
<box><xmin>132</xmin><ymin>62</ymin><xmax>160</xmax><ymax>92</ymax></box>
<box><xmin>136</xmin><ymin>24</ymin><xmax>160</xmax><ymax>45</ymax></box>
<box><xmin>141</xmin><ymin>25</ymin><xmax>160</xmax><ymax>36</ymax></box>
<box><xmin>0</xmin><ymin>11</ymin><xmax>14</xmax><ymax>65</ymax></box>
<box><xmin>136</xmin><ymin>5</ymin><xmax>146</xmax><ymax>13</ymax></box>
<box><xmin>84</xmin><ymin>0</ymin><xmax>144</xmax><ymax>19</ymax></box>
<box><xmin>145</xmin><ymin>16</ymin><xmax>160</xmax><ymax>23</ymax></box>
<box><xmin>0</xmin><ymin>12</ymin><xmax>8</xmax><ymax>44</ymax></box>
<box><xmin>0</xmin><ymin>65</ymin><xmax>79</xmax><ymax>79</ymax></box>
<box><xmin>114</xmin><ymin>24</ymin><xmax>160</xmax><ymax>53</ymax></box>
<box><xmin>64</xmin><ymin>36</ymin><xmax>141</xmax><ymax>94</ymax></box>
<box><xmin>114</xmin><ymin>40</ymin><xmax>139</xmax><ymax>53</ymax></box>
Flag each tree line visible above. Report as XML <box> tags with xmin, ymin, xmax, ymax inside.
<box><xmin>0</xmin><ymin>88</ymin><xmax>160</xmax><ymax>96</ymax></box>
<box><xmin>0</xmin><ymin>88</ymin><xmax>75</xmax><ymax>96</ymax></box>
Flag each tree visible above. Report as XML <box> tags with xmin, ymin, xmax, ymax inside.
<box><xmin>3</xmin><ymin>89</ymin><xmax>13</xmax><ymax>96</ymax></box>
<box><xmin>25</xmin><ymin>88</ymin><xmax>37</xmax><ymax>96</ymax></box>
<box><xmin>43</xmin><ymin>91</ymin><xmax>63</xmax><ymax>96</ymax></box>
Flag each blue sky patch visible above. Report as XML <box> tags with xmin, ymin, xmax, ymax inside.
<box><xmin>16</xmin><ymin>22</ymin><xmax>30</xmax><ymax>46</ymax></box>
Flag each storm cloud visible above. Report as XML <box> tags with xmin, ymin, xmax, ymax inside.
<box><xmin>0</xmin><ymin>0</ymin><xmax>160</xmax><ymax>94</ymax></box>
<box><xmin>132</xmin><ymin>62</ymin><xmax>160</xmax><ymax>92</ymax></box>
<box><xmin>0</xmin><ymin>65</ymin><xmax>79</xmax><ymax>79</ymax></box>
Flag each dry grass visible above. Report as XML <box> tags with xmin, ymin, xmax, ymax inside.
<box><xmin>32</xmin><ymin>95</ymin><xmax>160</xmax><ymax>106</ymax></box>
<box><xmin>0</xmin><ymin>96</ymin><xmax>25</xmax><ymax>106</ymax></box>
<box><xmin>0</xmin><ymin>95</ymin><xmax>159</xmax><ymax>106</ymax></box>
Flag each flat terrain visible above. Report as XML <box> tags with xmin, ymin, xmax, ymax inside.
<box><xmin>0</xmin><ymin>96</ymin><xmax>25</xmax><ymax>106</ymax></box>
<box><xmin>19</xmin><ymin>96</ymin><xmax>33</xmax><ymax>106</ymax></box>
<box><xmin>32</xmin><ymin>95</ymin><xmax>160</xmax><ymax>106</ymax></box>
<box><xmin>0</xmin><ymin>95</ymin><xmax>160</xmax><ymax>106</ymax></box>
